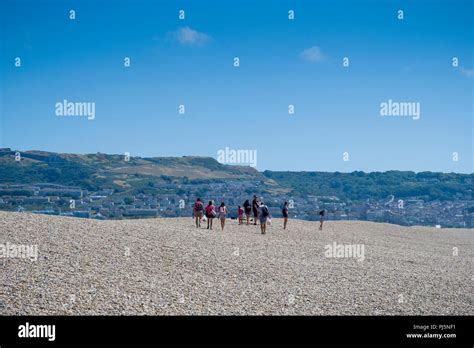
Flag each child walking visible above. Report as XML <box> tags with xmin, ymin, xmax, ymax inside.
<box><xmin>219</xmin><ymin>202</ymin><xmax>228</xmax><ymax>230</ymax></box>
<box><xmin>238</xmin><ymin>205</ymin><xmax>244</xmax><ymax>225</ymax></box>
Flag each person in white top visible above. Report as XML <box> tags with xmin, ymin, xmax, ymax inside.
<box><xmin>219</xmin><ymin>202</ymin><xmax>228</xmax><ymax>231</ymax></box>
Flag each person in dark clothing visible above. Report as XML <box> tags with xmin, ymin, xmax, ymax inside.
<box><xmin>319</xmin><ymin>210</ymin><xmax>325</xmax><ymax>231</ymax></box>
<box><xmin>252</xmin><ymin>195</ymin><xmax>259</xmax><ymax>225</ymax></box>
<box><xmin>243</xmin><ymin>199</ymin><xmax>252</xmax><ymax>225</ymax></box>
<box><xmin>282</xmin><ymin>201</ymin><xmax>289</xmax><ymax>230</ymax></box>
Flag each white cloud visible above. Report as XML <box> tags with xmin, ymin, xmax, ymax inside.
<box><xmin>460</xmin><ymin>68</ymin><xmax>474</xmax><ymax>78</ymax></box>
<box><xmin>168</xmin><ymin>26</ymin><xmax>211</xmax><ymax>46</ymax></box>
<box><xmin>300</xmin><ymin>46</ymin><xmax>325</xmax><ymax>63</ymax></box>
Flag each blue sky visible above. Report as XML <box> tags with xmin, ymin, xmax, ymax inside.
<box><xmin>1</xmin><ymin>0</ymin><xmax>473</xmax><ymax>173</ymax></box>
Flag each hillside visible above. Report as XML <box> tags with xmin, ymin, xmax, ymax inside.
<box><xmin>263</xmin><ymin>170</ymin><xmax>473</xmax><ymax>202</ymax></box>
<box><xmin>1</xmin><ymin>148</ymin><xmax>471</xmax><ymax>202</ymax></box>
<box><xmin>0</xmin><ymin>148</ymin><xmax>272</xmax><ymax>192</ymax></box>
<box><xmin>0</xmin><ymin>211</ymin><xmax>471</xmax><ymax>315</ymax></box>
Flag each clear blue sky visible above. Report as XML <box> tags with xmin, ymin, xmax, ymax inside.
<box><xmin>1</xmin><ymin>0</ymin><xmax>472</xmax><ymax>173</ymax></box>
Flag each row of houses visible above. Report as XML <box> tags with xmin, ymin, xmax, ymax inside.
<box><xmin>1</xmin><ymin>183</ymin><xmax>472</xmax><ymax>228</ymax></box>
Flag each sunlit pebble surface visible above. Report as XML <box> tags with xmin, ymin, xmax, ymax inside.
<box><xmin>0</xmin><ymin>211</ymin><xmax>472</xmax><ymax>315</ymax></box>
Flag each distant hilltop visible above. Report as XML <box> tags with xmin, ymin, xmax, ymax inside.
<box><xmin>0</xmin><ymin>148</ymin><xmax>272</xmax><ymax>189</ymax></box>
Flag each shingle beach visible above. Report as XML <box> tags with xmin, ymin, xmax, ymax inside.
<box><xmin>0</xmin><ymin>211</ymin><xmax>472</xmax><ymax>315</ymax></box>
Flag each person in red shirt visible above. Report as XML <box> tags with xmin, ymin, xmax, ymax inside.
<box><xmin>205</xmin><ymin>201</ymin><xmax>216</xmax><ymax>230</ymax></box>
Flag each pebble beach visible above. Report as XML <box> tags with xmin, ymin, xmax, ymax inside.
<box><xmin>0</xmin><ymin>211</ymin><xmax>472</xmax><ymax>315</ymax></box>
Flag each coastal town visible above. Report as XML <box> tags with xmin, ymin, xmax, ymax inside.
<box><xmin>0</xmin><ymin>182</ymin><xmax>472</xmax><ymax>228</ymax></box>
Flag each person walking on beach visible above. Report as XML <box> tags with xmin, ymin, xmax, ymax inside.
<box><xmin>319</xmin><ymin>210</ymin><xmax>325</xmax><ymax>231</ymax></box>
<box><xmin>259</xmin><ymin>200</ymin><xmax>270</xmax><ymax>234</ymax></box>
<box><xmin>193</xmin><ymin>198</ymin><xmax>204</xmax><ymax>228</ymax></box>
<box><xmin>243</xmin><ymin>199</ymin><xmax>252</xmax><ymax>225</ymax></box>
<box><xmin>282</xmin><ymin>201</ymin><xmax>289</xmax><ymax>230</ymax></box>
<box><xmin>219</xmin><ymin>202</ymin><xmax>228</xmax><ymax>230</ymax></box>
<box><xmin>205</xmin><ymin>201</ymin><xmax>216</xmax><ymax>230</ymax></box>
<box><xmin>237</xmin><ymin>205</ymin><xmax>244</xmax><ymax>225</ymax></box>
<box><xmin>252</xmin><ymin>195</ymin><xmax>259</xmax><ymax>225</ymax></box>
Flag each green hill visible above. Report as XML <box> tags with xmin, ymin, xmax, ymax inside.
<box><xmin>263</xmin><ymin>170</ymin><xmax>473</xmax><ymax>202</ymax></box>
<box><xmin>0</xmin><ymin>148</ymin><xmax>269</xmax><ymax>193</ymax></box>
<box><xmin>0</xmin><ymin>148</ymin><xmax>472</xmax><ymax>203</ymax></box>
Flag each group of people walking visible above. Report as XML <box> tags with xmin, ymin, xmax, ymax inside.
<box><xmin>192</xmin><ymin>195</ymin><xmax>269</xmax><ymax>234</ymax></box>
<box><xmin>192</xmin><ymin>194</ymin><xmax>324</xmax><ymax>234</ymax></box>
<box><xmin>192</xmin><ymin>198</ymin><xmax>224</xmax><ymax>230</ymax></box>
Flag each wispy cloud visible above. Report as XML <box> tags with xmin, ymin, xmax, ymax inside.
<box><xmin>167</xmin><ymin>26</ymin><xmax>212</xmax><ymax>46</ymax></box>
<box><xmin>300</xmin><ymin>46</ymin><xmax>325</xmax><ymax>63</ymax></box>
<box><xmin>460</xmin><ymin>68</ymin><xmax>474</xmax><ymax>78</ymax></box>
